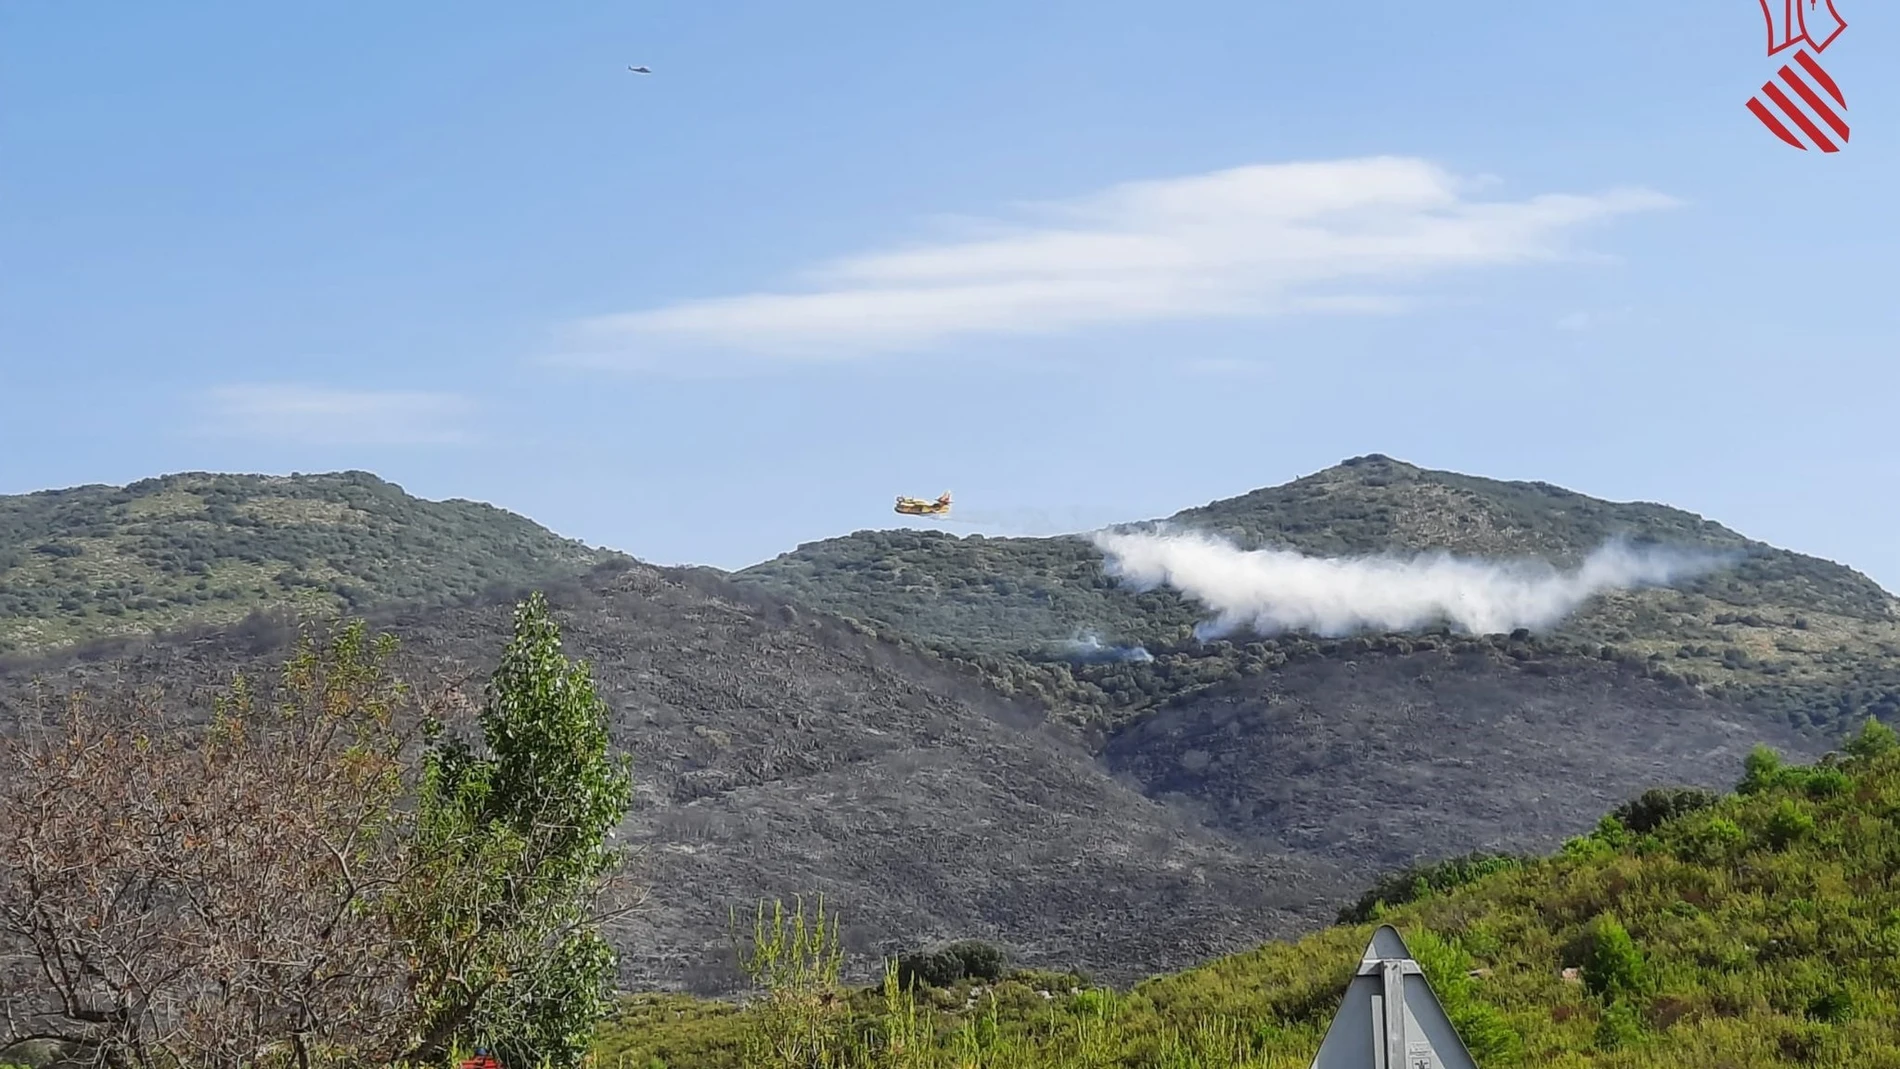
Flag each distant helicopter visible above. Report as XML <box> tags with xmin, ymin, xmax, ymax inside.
<box><xmin>628</xmin><ymin>65</ymin><xmax>652</xmax><ymax>73</ymax></box>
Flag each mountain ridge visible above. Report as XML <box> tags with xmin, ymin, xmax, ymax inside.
<box><xmin>0</xmin><ymin>469</ymin><xmax>615</xmax><ymax>654</ymax></box>
<box><xmin>1</xmin><ymin>552</ymin><xmax>1823</xmax><ymax>994</ymax></box>
<box><xmin>733</xmin><ymin>454</ymin><xmax>1900</xmax><ymax>738</ymax></box>
<box><xmin>0</xmin><ymin>457</ymin><xmax>1872</xmax><ymax>994</ymax></box>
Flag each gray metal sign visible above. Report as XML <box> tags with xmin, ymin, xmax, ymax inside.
<box><xmin>1308</xmin><ymin>925</ymin><xmax>1480</xmax><ymax>1069</ymax></box>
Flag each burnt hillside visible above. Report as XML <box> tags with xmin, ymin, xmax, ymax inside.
<box><xmin>0</xmin><ymin>557</ymin><xmax>1829</xmax><ymax>994</ymax></box>
<box><xmin>1100</xmin><ymin>643</ymin><xmax>1821</xmax><ymax>879</ymax></box>
<box><xmin>0</xmin><ymin>560</ymin><xmax>1349</xmax><ymax>993</ymax></box>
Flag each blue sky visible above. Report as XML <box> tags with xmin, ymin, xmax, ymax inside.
<box><xmin>4</xmin><ymin>1</ymin><xmax>1895</xmax><ymax>591</ymax></box>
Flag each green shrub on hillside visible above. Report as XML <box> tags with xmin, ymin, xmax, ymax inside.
<box><xmin>1336</xmin><ymin>851</ymin><xmax>1528</xmax><ymax>924</ymax></box>
<box><xmin>1609</xmin><ymin>787</ymin><xmax>1720</xmax><ymax>834</ymax></box>
<box><xmin>893</xmin><ymin>940</ymin><xmax>1011</xmax><ymax>989</ymax></box>
<box><xmin>1579</xmin><ymin>916</ymin><xmax>1648</xmax><ymax>1001</ymax></box>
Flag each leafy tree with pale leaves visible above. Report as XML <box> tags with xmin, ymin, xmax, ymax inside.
<box><xmin>395</xmin><ymin>592</ymin><xmax>637</xmax><ymax>1069</ymax></box>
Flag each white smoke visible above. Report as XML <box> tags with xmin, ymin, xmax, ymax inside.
<box><xmin>1090</xmin><ymin>529</ymin><xmax>1732</xmax><ymax>639</ymax></box>
<box><xmin>1058</xmin><ymin>632</ymin><xmax>1155</xmax><ymax>663</ymax></box>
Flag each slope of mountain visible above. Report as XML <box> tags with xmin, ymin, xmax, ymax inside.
<box><xmin>0</xmin><ymin>471</ymin><xmax>611</xmax><ymax>655</ymax></box>
<box><xmin>1098</xmin><ymin>642</ymin><xmax>1799</xmax><ymax>871</ymax></box>
<box><xmin>0</xmin><ymin>560</ymin><xmax>1356</xmax><ymax>993</ymax></box>
<box><xmin>1</xmin><ymin>460</ymin><xmax>1881</xmax><ymax>997</ymax></box>
<box><xmin>0</xmin><ymin>556</ymin><xmax>1826</xmax><ymax>994</ymax></box>
<box><xmin>734</xmin><ymin>455</ymin><xmax>1900</xmax><ymax>736</ymax></box>
<box><xmin>597</xmin><ymin>722</ymin><xmax>1900</xmax><ymax>1069</ymax></box>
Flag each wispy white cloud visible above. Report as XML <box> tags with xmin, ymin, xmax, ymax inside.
<box><xmin>201</xmin><ymin>384</ymin><xmax>475</xmax><ymax>446</ymax></box>
<box><xmin>553</xmin><ymin>156</ymin><xmax>1677</xmax><ymax>369</ymax></box>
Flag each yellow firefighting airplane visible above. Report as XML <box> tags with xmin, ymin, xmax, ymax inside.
<box><xmin>894</xmin><ymin>492</ymin><xmax>952</xmax><ymax>517</ymax></box>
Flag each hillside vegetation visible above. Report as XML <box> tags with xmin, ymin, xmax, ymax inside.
<box><xmin>0</xmin><ymin>559</ymin><xmax>1353</xmax><ymax>993</ymax></box>
<box><xmin>0</xmin><ymin>471</ymin><xmax>610</xmax><ymax>654</ymax></box>
<box><xmin>595</xmin><ymin>719</ymin><xmax>1900</xmax><ymax>1068</ymax></box>
<box><xmin>735</xmin><ymin>455</ymin><xmax>1900</xmax><ymax>736</ymax></box>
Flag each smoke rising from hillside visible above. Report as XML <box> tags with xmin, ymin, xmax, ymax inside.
<box><xmin>1058</xmin><ymin>633</ymin><xmax>1155</xmax><ymax>664</ymax></box>
<box><xmin>1090</xmin><ymin>529</ymin><xmax>1731</xmax><ymax>639</ymax></box>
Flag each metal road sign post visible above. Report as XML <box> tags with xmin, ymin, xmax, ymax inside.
<box><xmin>1308</xmin><ymin>925</ymin><xmax>1479</xmax><ymax>1069</ymax></box>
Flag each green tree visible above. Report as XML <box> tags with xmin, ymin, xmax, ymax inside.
<box><xmin>398</xmin><ymin>593</ymin><xmax>637</xmax><ymax>1069</ymax></box>
<box><xmin>1738</xmin><ymin>743</ymin><xmax>1786</xmax><ymax>795</ymax></box>
<box><xmin>1762</xmin><ymin>798</ymin><xmax>1817</xmax><ymax>850</ymax></box>
<box><xmin>1610</xmin><ymin>786</ymin><xmax>1720</xmax><ymax>834</ymax></box>
<box><xmin>1846</xmin><ymin>716</ymin><xmax>1900</xmax><ymax>760</ymax></box>
<box><xmin>1580</xmin><ymin>915</ymin><xmax>1647</xmax><ymax>1001</ymax></box>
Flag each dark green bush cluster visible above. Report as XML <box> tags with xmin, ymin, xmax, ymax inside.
<box><xmin>892</xmin><ymin>940</ymin><xmax>1009</xmax><ymax>989</ymax></box>
<box><xmin>1739</xmin><ymin>742</ymin><xmax>1859</xmax><ymax>798</ymax></box>
<box><xmin>1610</xmin><ymin>786</ymin><xmax>1721</xmax><ymax>833</ymax></box>
<box><xmin>1740</xmin><ymin>674</ymin><xmax>1900</xmax><ymax>733</ymax></box>
<box><xmin>1336</xmin><ymin>851</ymin><xmax>1527</xmax><ymax>924</ymax></box>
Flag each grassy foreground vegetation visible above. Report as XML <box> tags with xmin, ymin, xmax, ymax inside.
<box><xmin>597</xmin><ymin>718</ymin><xmax>1900</xmax><ymax>1068</ymax></box>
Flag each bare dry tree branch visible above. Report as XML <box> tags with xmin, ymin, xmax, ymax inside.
<box><xmin>2</xmin><ymin>616</ymin><xmax>645</xmax><ymax>1069</ymax></box>
<box><xmin>0</xmin><ymin>627</ymin><xmax>442</xmax><ymax>1068</ymax></box>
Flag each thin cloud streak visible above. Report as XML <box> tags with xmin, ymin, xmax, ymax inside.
<box><xmin>200</xmin><ymin>385</ymin><xmax>476</xmax><ymax>446</ymax></box>
<box><xmin>558</xmin><ymin>156</ymin><xmax>1677</xmax><ymax>368</ymax></box>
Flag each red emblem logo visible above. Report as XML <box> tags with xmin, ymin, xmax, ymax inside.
<box><xmin>1748</xmin><ymin>1</ymin><xmax>1850</xmax><ymax>151</ymax></box>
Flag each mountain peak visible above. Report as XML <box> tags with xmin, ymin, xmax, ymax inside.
<box><xmin>1335</xmin><ymin>452</ymin><xmax>1412</xmax><ymax>470</ymax></box>
<box><xmin>0</xmin><ymin>471</ymin><xmax>610</xmax><ymax>655</ymax></box>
